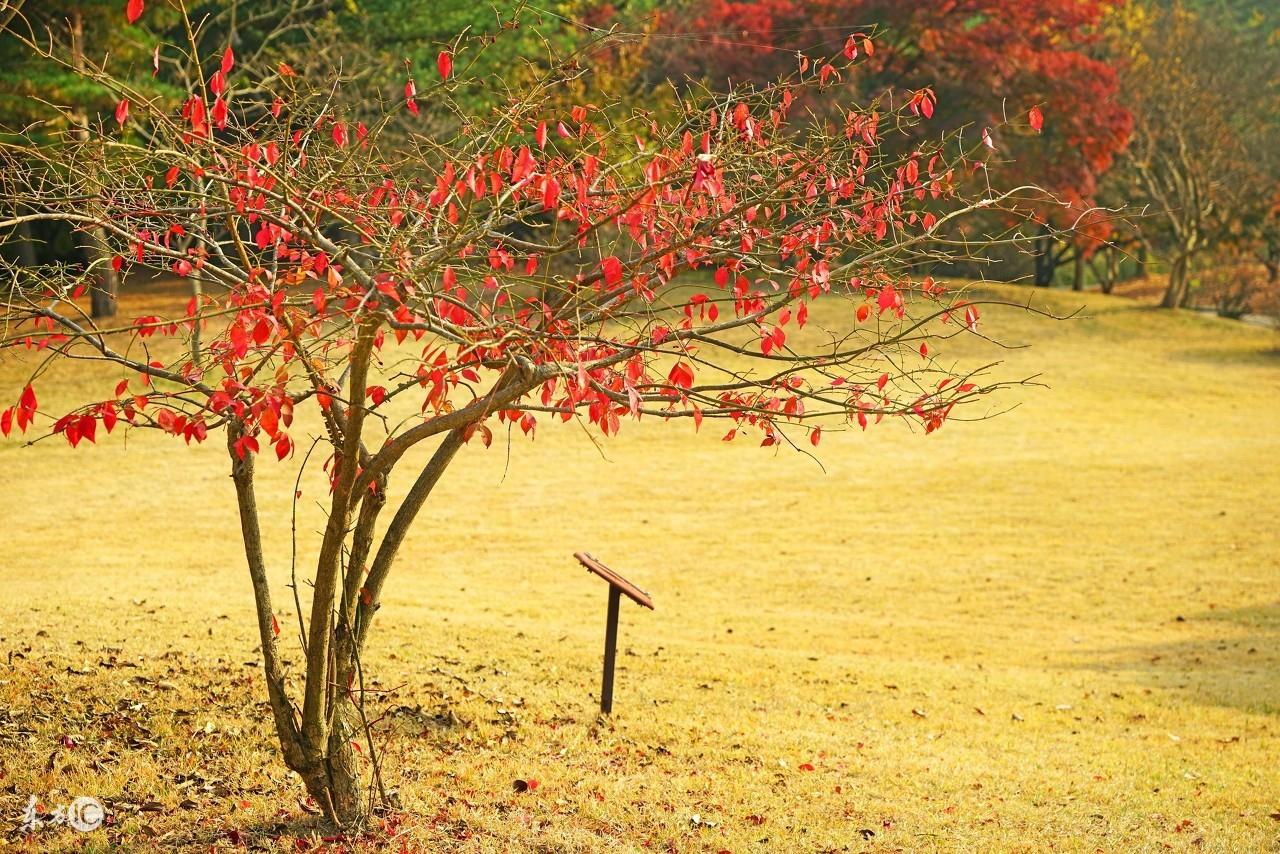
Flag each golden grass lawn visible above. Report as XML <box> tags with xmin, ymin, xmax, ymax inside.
<box><xmin>1</xmin><ymin>282</ymin><xmax>1278</xmax><ymax>852</ymax></box>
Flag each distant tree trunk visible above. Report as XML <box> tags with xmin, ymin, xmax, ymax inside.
<box><xmin>68</xmin><ymin>9</ymin><xmax>118</xmax><ymax>319</ymax></box>
<box><xmin>86</xmin><ymin>242</ymin><xmax>119</xmax><ymax>317</ymax></box>
<box><xmin>1161</xmin><ymin>254</ymin><xmax>1190</xmax><ymax>308</ymax></box>
<box><xmin>1135</xmin><ymin>243</ymin><xmax>1147</xmax><ymax>279</ymax></box>
<box><xmin>1072</xmin><ymin>252</ymin><xmax>1084</xmax><ymax>291</ymax></box>
<box><xmin>1033</xmin><ymin>224</ymin><xmax>1056</xmax><ymax>286</ymax></box>
<box><xmin>1103</xmin><ymin>246</ymin><xmax>1118</xmax><ymax>294</ymax></box>
<box><xmin>9</xmin><ymin>219</ymin><xmax>38</xmax><ymax>267</ymax></box>
<box><xmin>1089</xmin><ymin>244</ymin><xmax>1119</xmax><ymax>295</ymax></box>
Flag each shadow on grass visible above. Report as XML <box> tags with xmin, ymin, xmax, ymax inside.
<box><xmin>1074</xmin><ymin>603</ymin><xmax>1280</xmax><ymax>717</ymax></box>
<box><xmin>1174</xmin><ymin>343</ymin><xmax>1280</xmax><ymax>367</ymax></box>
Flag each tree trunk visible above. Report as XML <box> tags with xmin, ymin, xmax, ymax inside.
<box><xmin>9</xmin><ymin>219</ymin><xmax>37</xmax><ymax>267</ymax></box>
<box><xmin>1072</xmin><ymin>252</ymin><xmax>1084</xmax><ymax>291</ymax></box>
<box><xmin>1103</xmin><ymin>246</ymin><xmax>1118</xmax><ymax>295</ymax></box>
<box><xmin>1033</xmin><ymin>225</ymin><xmax>1056</xmax><ymax>286</ymax></box>
<box><xmin>88</xmin><ymin>256</ymin><xmax>119</xmax><ymax>318</ymax></box>
<box><xmin>296</xmin><ymin>695</ymin><xmax>367</xmax><ymax>829</ymax></box>
<box><xmin>1161</xmin><ymin>255</ymin><xmax>1189</xmax><ymax>308</ymax></box>
<box><xmin>67</xmin><ymin>9</ymin><xmax>117</xmax><ymax>319</ymax></box>
<box><xmin>228</xmin><ymin>424</ymin><xmax>369</xmax><ymax>830</ymax></box>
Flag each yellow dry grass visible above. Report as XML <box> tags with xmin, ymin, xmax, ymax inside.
<box><xmin>1</xmin><ymin>281</ymin><xmax>1278</xmax><ymax>852</ymax></box>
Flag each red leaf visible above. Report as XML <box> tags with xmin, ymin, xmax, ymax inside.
<box><xmin>0</xmin><ymin>407</ymin><xmax>12</xmax><ymax>438</ymax></box>
<box><xmin>78</xmin><ymin>414</ymin><xmax>97</xmax><ymax>444</ymax></box>
<box><xmin>541</xmin><ymin>176</ymin><xmax>560</xmax><ymax>210</ymax></box>
<box><xmin>601</xmin><ymin>256</ymin><xmax>623</xmax><ymax>286</ymax></box>
<box><xmin>19</xmin><ymin>384</ymin><xmax>36</xmax><ymax>416</ymax></box>
<box><xmin>809</xmin><ymin>427</ymin><xmax>821</xmax><ymax>446</ymax></box>
<box><xmin>877</xmin><ymin>284</ymin><xmax>899</xmax><ymax>314</ymax></box>
<box><xmin>798</xmin><ymin>763</ymin><xmax>815</xmax><ymax>772</ymax></box>
<box><xmin>876</xmin><ymin>373</ymin><xmax>889</xmax><ymax>391</ymax></box>
<box><xmin>437</xmin><ymin>50</ymin><xmax>453</xmax><ymax>80</ymax></box>
<box><xmin>405</xmin><ymin>79</ymin><xmax>419</xmax><ymax>115</ymax></box>
<box><xmin>465</xmin><ymin>423</ymin><xmax>493</xmax><ymax>448</ymax></box>
<box><xmin>272</xmin><ymin>615</ymin><xmax>281</xmax><ymax>636</ymax></box>
<box><xmin>235</xmin><ymin>434</ymin><xmax>259</xmax><ymax>459</ymax></box>
<box><xmin>332</xmin><ymin>121</ymin><xmax>348</xmax><ymax>148</ymax></box>
<box><xmin>211</xmin><ymin>97</ymin><xmax>228</xmax><ymax>130</ymax></box>
<box><xmin>115</xmin><ymin>98</ymin><xmax>129</xmax><ymax>126</ymax></box>
<box><xmin>221</xmin><ymin>45</ymin><xmax>235</xmax><ymax>76</ymax></box>
<box><xmin>964</xmin><ymin>304</ymin><xmax>981</xmax><ymax>331</ymax></box>
<box><xmin>126</xmin><ymin>0</ymin><xmax>144</xmax><ymax>24</ymax></box>
<box><xmin>667</xmin><ymin>362</ymin><xmax>694</xmax><ymax>390</ymax></box>
<box><xmin>1028</xmin><ymin>105</ymin><xmax>1044</xmax><ymax>133</ymax></box>
<box><xmin>275</xmin><ymin>436</ymin><xmax>291</xmax><ymax>461</ymax></box>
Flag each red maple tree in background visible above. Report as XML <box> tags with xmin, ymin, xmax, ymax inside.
<box><xmin>646</xmin><ymin>0</ymin><xmax>1132</xmax><ymax>283</ymax></box>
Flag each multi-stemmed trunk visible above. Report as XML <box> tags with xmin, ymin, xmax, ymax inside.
<box><xmin>296</xmin><ymin>696</ymin><xmax>366</xmax><ymax>826</ymax></box>
<box><xmin>229</xmin><ymin>390</ymin><xmax>473</xmax><ymax>828</ymax></box>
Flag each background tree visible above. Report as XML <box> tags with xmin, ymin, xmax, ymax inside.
<box><xmin>640</xmin><ymin>0</ymin><xmax>1132</xmax><ymax>286</ymax></box>
<box><xmin>0</xmin><ymin>0</ymin><xmax>342</xmax><ymax>321</ymax></box>
<box><xmin>1</xmin><ymin>3</ymin><xmax>1045</xmax><ymax>830</ymax></box>
<box><xmin>1106</xmin><ymin>1</ymin><xmax>1280</xmax><ymax>308</ymax></box>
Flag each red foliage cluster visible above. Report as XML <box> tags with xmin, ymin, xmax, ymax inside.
<box><xmin>1</xmin><ymin>13</ymin><xmax>1011</xmax><ymax>458</ymax></box>
<box><xmin>648</xmin><ymin>0</ymin><xmax>1132</xmax><ymax>231</ymax></box>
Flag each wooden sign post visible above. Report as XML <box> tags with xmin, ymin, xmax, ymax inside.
<box><xmin>574</xmin><ymin>552</ymin><xmax>654</xmax><ymax>715</ymax></box>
